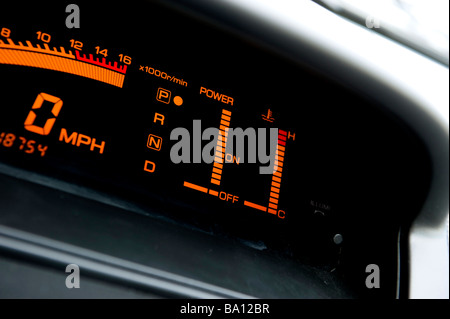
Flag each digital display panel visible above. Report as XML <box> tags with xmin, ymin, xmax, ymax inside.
<box><xmin>0</xmin><ymin>1</ymin><xmax>430</xmax><ymax>269</ymax></box>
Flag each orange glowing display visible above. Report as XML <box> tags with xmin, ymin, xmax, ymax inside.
<box><xmin>243</xmin><ymin>201</ymin><xmax>267</xmax><ymax>212</ymax></box>
<box><xmin>267</xmin><ymin>130</ymin><xmax>287</xmax><ymax>215</ymax></box>
<box><xmin>184</xmin><ymin>181</ymin><xmax>208</xmax><ymax>193</ymax></box>
<box><xmin>211</xmin><ymin>109</ymin><xmax>232</xmax><ymax>186</ymax></box>
<box><xmin>0</xmin><ymin>131</ymin><xmax>48</xmax><ymax>156</ymax></box>
<box><xmin>24</xmin><ymin>93</ymin><xmax>63</xmax><ymax>135</ymax></box>
<box><xmin>0</xmin><ymin>36</ymin><xmax>127</xmax><ymax>88</ymax></box>
<box><xmin>183</xmin><ymin>128</ymin><xmax>290</xmax><ymax>219</ymax></box>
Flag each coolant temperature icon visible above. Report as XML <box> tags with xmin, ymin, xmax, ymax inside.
<box><xmin>262</xmin><ymin>109</ymin><xmax>275</xmax><ymax>123</ymax></box>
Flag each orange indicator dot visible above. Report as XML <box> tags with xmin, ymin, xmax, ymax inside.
<box><xmin>173</xmin><ymin>96</ymin><xmax>183</xmax><ymax>106</ymax></box>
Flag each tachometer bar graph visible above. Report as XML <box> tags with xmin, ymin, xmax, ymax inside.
<box><xmin>0</xmin><ymin>38</ymin><xmax>127</xmax><ymax>88</ymax></box>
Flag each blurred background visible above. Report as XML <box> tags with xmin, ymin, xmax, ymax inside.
<box><xmin>313</xmin><ymin>0</ymin><xmax>449</xmax><ymax>65</ymax></box>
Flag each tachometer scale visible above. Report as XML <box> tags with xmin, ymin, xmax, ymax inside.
<box><xmin>0</xmin><ymin>34</ymin><xmax>127</xmax><ymax>88</ymax></box>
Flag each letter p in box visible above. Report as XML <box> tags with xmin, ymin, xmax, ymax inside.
<box><xmin>156</xmin><ymin>88</ymin><xmax>171</xmax><ymax>104</ymax></box>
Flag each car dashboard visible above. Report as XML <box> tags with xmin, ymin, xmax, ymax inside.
<box><xmin>0</xmin><ymin>0</ymin><xmax>448</xmax><ymax>299</ymax></box>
